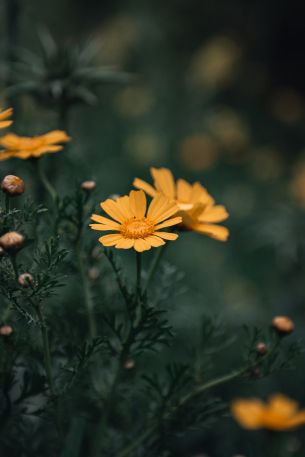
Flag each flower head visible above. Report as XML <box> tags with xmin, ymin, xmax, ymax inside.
<box><xmin>90</xmin><ymin>190</ymin><xmax>182</xmax><ymax>252</ymax></box>
<box><xmin>134</xmin><ymin>167</ymin><xmax>229</xmax><ymax>241</ymax></box>
<box><xmin>0</xmin><ymin>108</ymin><xmax>13</xmax><ymax>129</ymax></box>
<box><xmin>231</xmin><ymin>394</ymin><xmax>305</xmax><ymax>431</ymax></box>
<box><xmin>0</xmin><ymin>130</ymin><xmax>71</xmax><ymax>161</ymax></box>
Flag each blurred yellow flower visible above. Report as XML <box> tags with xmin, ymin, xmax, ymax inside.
<box><xmin>90</xmin><ymin>190</ymin><xmax>182</xmax><ymax>252</ymax></box>
<box><xmin>115</xmin><ymin>85</ymin><xmax>155</xmax><ymax>118</ymax></box>
<box><xmin>0</xmin><ymin>131</ymin><xmax>71</xmax><ymax>160</ymax></box>
<box><xmin>179</xmin><ymin>134</ymin><xmax>219</xmax><ymax>171</ymax></box>
<box><xmin>187</xmin><ymin>36</ymin><xmax>241</xmax><ymax>90</ymax></box>
<box><xmin>232</xmin><ymin>394</ymin><xmax>305</xmax><ymax>431</ymax></box>
<box><xmin>290</xmin><ymin>160</ymin><xmax>305</xmax><ymax>208</ymax></box>
<box><xmin>0</xmin><ymin>108</ymin><xmax>13</xmax><ymax>129</ymax></box>
<box><xmin>134</xmin><ymin>167</ymin><xmax>229</xmax><ymax>241</ymax></box>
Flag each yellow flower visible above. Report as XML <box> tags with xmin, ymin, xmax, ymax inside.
<box><xmin>231</xmin><ymin>394</ymin><xmax>305</xmax><ymax>431</ymax></box>
<box><xmin>0</xmin><ymin>130</ymin><xmax>71</xmax><ymax>160</ymax></box>
<box><xmin>0</xmin><ymin>108</ymin><xmax>13</xmax><ymax>129</ymax></box>
<box><xmin>134</xmin><ymin>167</ymin><xmax>229</xmax><ymax>241</ymax></box>
<box><xmin>90</xmin><ymin>190</ymin><xmax>182</xmax><ymax>252</ymax></box>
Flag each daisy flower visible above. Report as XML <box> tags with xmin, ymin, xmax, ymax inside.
<box><xmin>90</xmin><ymin>190</ymin><xmax>182</xmax><ymax>252</ymax></box>
<box><xmin>134</xmin><ymin>167</ymin><xmax>229</xmax><ymax>241</ymax></box>
<box><xmin>0</xmin><ymin>130</ymin><xmax>71</xmax><ymax>160</ymax></box>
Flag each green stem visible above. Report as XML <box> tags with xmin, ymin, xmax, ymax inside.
<box><xmin>37</xmin><ymin>158</ymin><xmax>57</xmax><ymax>203</ymax></box>
<box><xmin>77</xmin><ymin>242</ymin><xmax>96</xmax><ymax>338</ymax></box>
<box><xmin>143</xmin><ymin>244</ymin><xmax>167</xmax><ymax>294</ymax></box>
<box><xmin>35</xmin><ymin>305</ymin><xmax>56</xmax><ymax>399</ymax></box>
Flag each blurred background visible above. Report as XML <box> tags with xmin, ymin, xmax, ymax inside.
<box><xmin>1</xmin><ymin>0</ymin><xmax>305</xmax><ymax>455</ymax></box>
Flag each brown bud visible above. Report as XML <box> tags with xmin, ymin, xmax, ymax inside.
<box><xmin>124</xmin><ymin>359</ymin><xmax>135</xmax><ymax>370</ymax></box>
<box><xmin>1</xmin><ymin>175</ymin><xmax>25</xmax><ymax>197</ymax></box>
<box><xmin>88</xmin><ymin>267</ymin><xmax>100</xmax><ymax>281</ymax></box>
<box><xmin>18</xmin><ymin>273</ymin><xmax>34</xmax><ymax>287</ymax></box>
<box><xmin>81</xmin><ymin>180</ymin><xmax>96</xmax><ymax>191</ymax></box>
<box><xmin>256</xmin><ymin>342</ymin><xmax>268</xmax><ymax>355</ymax></box>
<box><xmin>0</xmin><ymin>231</ymin><xmax>24</xmax><ymax>251</ymax></box>
<box><xmin>0</xmin><ymin>325</ymin><xmax>13</xmax><ymax>336</ymax></box>
<box><xmin>272</xmin><ymin>316</ymin><xmax>295</xmax><ymax>335</ymax></box>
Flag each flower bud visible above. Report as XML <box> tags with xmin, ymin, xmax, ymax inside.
<box><xmin>256</xmin><ymin>342</ymin><xmax>268</xmax><ymax>355</ymax></box>
<box><xmin>0</xmin><ymin>231</ymin><xmax>24</xmax><ymax>251</ymax></box>
<box><xmin>0</xmin><ymin>325</ymin><xmax>13</xmax><ymax>336</ymax></box>
<box><xmin>124</xmin><ymin>359</ymin><xmax>135</xmax><ymax>370</ymax></box>
<box><xmin>88</xmin><ymin>267</ymin><xmax>100</xmax><ymax>281</ymax></box>
<box><xmin>81</xmin><ymin>180</ymin><xmax>96</xmax><ymax>191</ymax></box>
<box><xmin>18</xmin><ymin>273</ymin><xmax>34</xmax><ymax>287</ymax></box>
<box><xmin>272</xmin><ymin>316</ymin><xmax>295</xmax><ymax>335</ymax></box>
<box><xmin>1</xmin><ymin>175</ymin><xmax>25</xmax><ymax>197</ymax></box>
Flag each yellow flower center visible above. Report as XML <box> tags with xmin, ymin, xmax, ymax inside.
<box><xmin>121</xmin><ymin>217</ymin><xmax>154</xmax><ymax>239</ymax></box>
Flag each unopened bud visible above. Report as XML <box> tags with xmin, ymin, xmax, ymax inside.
<box><xmin>81</xmin><ymin>180</ymin><xmax>96</xmax><ymax>191</ymax></box>
<box><xmin>18</xmin><ymin>273</ymin><xmax>34</xmax><ymax>287</ymax></box>
<box><xmin>0</xmin><ymin>231</ymin><xmax>24</xmax><ymax>251</ymax></box>
<box><xmin>124</xmin><ymin>359</ymin><xmax>135</xmax><ymax>370</ymax></box>
<box><xmin>272</xmin><ymin>316</ymin><xmax>295</xmax><ymax>335</ymax></box>
<box><xmin>88</xmin><ymin>267</ymin><xmax>100</xmax><ymax>281</ymax></box>
<box><xmin>0</xmin><ymin>325</ymin><xmax>13</xmax><ymax>336</ymax></box>
<box><xmin>256</xmin><ymin>342</ymin><xmax>268</xmax><ymax>355</ymax></box>
<box><xmin>1</xmin><ymin>175</ymin><xmax>25</xmax><ymax>197</ymax></box>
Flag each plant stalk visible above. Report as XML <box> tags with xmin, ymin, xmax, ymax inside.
<box><xmin>143</xmin><ymin>244</ymin><xmax>167</xmax><ymax>294</ymax></box>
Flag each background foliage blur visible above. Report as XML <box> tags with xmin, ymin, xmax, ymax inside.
<box><xmin>1</xmin><ymin>0</ymin><xmax>305</xmax><ymax>455</ymax></box>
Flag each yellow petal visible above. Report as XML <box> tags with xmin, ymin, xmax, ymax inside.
<box><xmin>151</xmin><ymin>167</ymin><xmax>176</xmax><ymax>198</ymax></box>
<box><xmin>115</xmin><ymin>195</ymin><xmax>133</xmax><ymax>219</ymax></box>
<box><xmin>0</xmin><ymin>108</ymin><xmax>13</xmax><ymax>121</ymax></box>
<box><xmin>177</xmin><ymin>179</ymin><xmax>192</xmax><ymax>202</ymax></box>
<box><xmin>191</xmin><ymin>223</ymin><xmax>229</xmax><ymax>241</ymax></box>
<box><xmin>134</xmin><ymin>238</ymin><xmax>151</xmax><ymax>252</ymax></box>
<box><xmin>231</xmin><ymin>399</ymin><xmax>265</xmax><ymax>429</ymax></box>
<box><xmin>115</xmin><ymin>238</ymin><xmax>135</xmax><ymax>249</ymax></box>
<box><xmin>101</xmin><ymin>199</ymin><xmax>126</xmax><ymax>223</ymax></box>
<box><xmin>90</xmin><ymin>224</ymin><xmax>119</xmax><ymax>231</ymax></box>
<box><xmin>43</xmin><ymin>130</ymin><xmax>71</xmax><ymax>144</ymax></box>
<box><xmin>199</xmin><ymin>205</ymin><xmax>229</xmax><ymax>223</ymax></box>
<box><xmin>0</xmin><ymin>120</ymin><xmax>13</xmax><ymax>129</ymax></box>
<box><xmin>154</xmin><ymin>216</ymin><xmax>182</xmax><ymax>230</ymax></box>
<box><xmin>99</xmin><ymin>234</ymin><xmax>123</xmax><ymax>246</ymax></box>
<box><xmin>129</xmin><ymin>190</ymin><xmax>147</xmax><ymax>218</ymax></box>
<box><xmin>133</xmin><ymin>177</ymin><xmax>157</xmax><ymax>197</ymax></box>
<box><xmin>91</xmin><ymin>214</ymin><xmax>121</xmax><ymax>228</ymax></box>
<box><xmin>145</xmin><ymin>235</ymin><xmax>165</xmax><ymax>247</ymax></box>
<box><xmin>154</xmin><ymin>231</ymin><xmax>178</xmax><ymax>240</ymax></box>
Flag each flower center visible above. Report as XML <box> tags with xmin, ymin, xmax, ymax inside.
<box><xmin>121</xmin><ymin>217</ymin><xmax>154</xmax><ymax>239</ymax></box>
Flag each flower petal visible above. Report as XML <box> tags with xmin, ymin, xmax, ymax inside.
<box><xmin>134</xmin><ymin>238</ymin><xmax>151</xmax><ymax>252</ymax></box>
<box><xmin>99</xmin><ymin>234</ymin><xmax>123</xmax><ymax>246</ymax></box>
<box><xmin>90</xmin><ymin>224</ymin><xmax>119</xmax><ymax>231</ymax></box>
<box><xmin>154</xmin><ymin>231</ymin><xmax>178</xmax><ymax>240</ymax></box>
<box><xmin>231</xmin><ymin>399</ymin><xmax>265</xmax><ymax>429</ymax></box>
<box><xmin>129</xmin><ymin>190</ymin><xmax>147</xmax><ymax>218</ymax></box>
<box><xmin>177</xmin><ymin>179</ymin><xmax>192</xmax><ymax>202</ymax></box>
<box><xmin>145</xmin><ymin>235</ymin><xmax>165</xmax><ymax>247</ymax></box>
<box><xmin>91</xmin><ymin>214</ymin><xmax>121</xmax><ymax>228</ymax></box>
<box><xmin>154</xmin><ymin>216</ymin><xmax>182</xmax><ymax>230</ymax></box>
<box><xmin>115</xmin><ymin>238</ymin><xmax>135</xmax><ymax>249</ymax></box>
<box><xmin>192</xmin><ymin>223</ymin><xmax>229</xmax><ymax>241</ymax></box>
<box><xmin>133</xmin><ymin>177</ymin><xmax>157</xmax><ymax>197</ymax></box>
<box><xmin>199</xmin><ymin>205</ymin><xmax>229</xmax><ymax>223</ymax></box>
<box><xmin>151</xmin><ymin>167</ymin><xmax>176</xmax><ymax>199</ymax></box>
<box><xmin>101</xmin><ymin>199</ymin><xmax>126</xmax><ymax>222</ymax></box>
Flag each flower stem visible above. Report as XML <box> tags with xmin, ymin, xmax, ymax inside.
<box><xmin>5</xmin><ymin>194</ymin><xmax>10</xmax><ymax>214</ymax></box>
<box><xmin>77</xmin><ymin>243</ymin><xmax>96</xmax><ymax>338</ymax></box>
<box><xmin>143</xmin><ymin>244</ymin><xmax>167</xmax><ymax>294</ymax></box>
<box><xmin>34</xmin><ymin>302</ymin><xmax>62</xmax><ymax>439</ymax></box>
<box><xmin>36</xmin><ymin>158</ymin><xmax>57</xmax><ymax>203</ymax></box>
<box><xmin>10</xmin><ymin>254</ymin><xmax>18</xmax><ymax>280</ymax></box>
